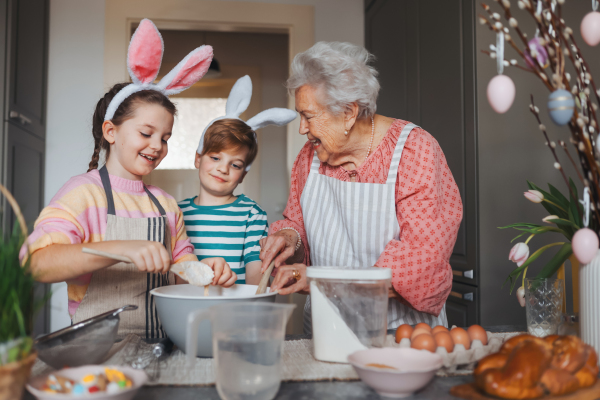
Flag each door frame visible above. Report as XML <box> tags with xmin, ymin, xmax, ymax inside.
<box><xmin>104</xmin><ymin>0</ymin><xmax>315</xmax><ymax>176</ymax></box>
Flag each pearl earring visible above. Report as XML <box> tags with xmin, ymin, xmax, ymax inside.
<box><xmin>344</xmin><ymin>130</ymin><xmax>348</xmax><ymax>135</ymax></box>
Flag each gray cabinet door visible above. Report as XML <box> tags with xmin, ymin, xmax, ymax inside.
<box><xmin>6</xmin><ymin>122</ymin><xmax>49</xmax><ymax>335</ymax></box>
<box><xmin>6</xmin><ymin>0</ymin><xmax>48</xmax><ymax>139</ymax></box>
<box><xmin>366</xmin><ymin>0</ymin><xmax>479</xmax><ymax>321</ymax></box>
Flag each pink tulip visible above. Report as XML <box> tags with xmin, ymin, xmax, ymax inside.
<box><xmin>542</xmin><ymin>215</ymin><xmax>558</xmax><ymax>223</ymax></box>
<box><xmin>509</xmin><ymin>242</ymin><xmax>530</xmax><ymax>267</ymax></box>
<box><xmin>516</xmin><ymin>286</ymin><xmax>526</xmax><ymax>307</ymax></box>
<box><xmin>524</xmin><ymin>190</ymin><xmax>544</xmax><ymax>203</ymax></box>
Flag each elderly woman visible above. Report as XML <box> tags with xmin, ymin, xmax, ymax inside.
<box><xmin>259</xmin><ymin>42</ymin><xmax>463</xmax><ymax>332</ymax></box>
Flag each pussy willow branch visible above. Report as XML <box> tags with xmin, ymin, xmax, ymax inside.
<box><xmin>480</xmin><ymin>49</ymin><xmax>533</xmax><ymax>72</ymax></box>
<box><xmin>559</xmin><ymin>140</ymin><xmax>584</xmax><ymax>183</ymax></box>
<box><xmin>488</xmin><ymin>0</ymin><xmax>600</xmax><ymax>218</ymax></box>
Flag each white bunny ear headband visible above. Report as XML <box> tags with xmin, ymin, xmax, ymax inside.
<box><xmin>196</xmin><ymin>75</ymin><xmax>297</xmax><ymax>171</ymax></box>
<box><xmin>104</xmin><ymin>19</ymin><xmax>213</xmax><ymax>121</ymax></box>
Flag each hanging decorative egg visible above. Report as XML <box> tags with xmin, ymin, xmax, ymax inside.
<box><xmin>547</xmin><ymin>89</ymin><xmax>575</xmax><ymax>125</ymax></box>
<box><xmin>525</xmin><ymin>37</ymin><xmax>549</xmax><ymax>69</ymax></box>
<box><xmin>572</xmin><ymin>228</ymin><xmax>599</xmax><ymax>264</ymax></box>
<box><xmin>581</xmin><ymin>11</ymin><xmax>600</xmax><ymax>46</ymax></box>
<box><xmin>487</xmin><ymin>75</ymin><xmax>515</xmax><ymax>114</ymax></box>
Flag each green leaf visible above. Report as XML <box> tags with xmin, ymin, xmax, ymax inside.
<box><xmin>548</xmin><ymin>183</ymin><xmax>570</xmax><ymax>210</ymax></box>
<box><xmin>505</xmin><ymin>242</ymin><xmax>565</xmax><ymax>292</ymax></box>
<box><xmin>535</xmin><ymin>243</ymin><xmax>573</xmax><ymax>280</ymax></box>
<box><xmin>528</xmin><ymin>181</ymin><xmax>568</xmax><ymax>218</ymax></box>
<box><xmin>568</xmin><ymin>178</ymin><xmax>582</xmax><ymax>228</ymax></box>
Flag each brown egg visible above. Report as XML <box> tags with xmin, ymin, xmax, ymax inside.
<box><xmin>432</xmin><ymin>325</ymin><xmax>449</xmax><ymax>335</ymax></box>
<box><xmin>411</xmin><ymin>333</ymin><xmax>437</xmax><ymax>352</ymax></box>
<box><xmin>395</xmin><ymin>324</ymin><xmax>414</xmax><ymax>343</ymax></box>
<box><xmin>434</xmin><ymin>331</ymin><xmax>455</xmax><ymax>352</ymax></box>
<box><xmin>467</xmin><ymin>325</ymin><xmax>488</xmax><ymax>345</ymax></box>
<box><xmin>450</xmin><ymin>327</ymin><xmax>471</xmax><ymax>350</ymax></box>
<box><xmin>411</xmin><ymin>328</ymin><xmax>432</xmax><ymax>341</ymax></box>
<box><xmin>414</xmin><ymin>322</ymin><xmax>432</xmax><ymax>332</ymax></box>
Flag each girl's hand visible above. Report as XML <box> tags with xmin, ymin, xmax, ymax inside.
<box><xmin>115</xmin><ymin>240</ymin><xmax>171</xmax><ymax>273</ymax></box>
<box><xmin>259</xmin><ymin>230</ymin><xmax>298</xmax><ymax>273</ymax></box>
<box><xmin>202</xmin><ymin>257</ymin><xmax>237</xmax><ymax>287</ymax></box>
<box><xmin>271</xmin><ymin>264</ymin><xmax>308</xmax><ymax>295</ymax></box>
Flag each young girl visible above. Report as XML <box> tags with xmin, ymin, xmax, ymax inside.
<box><xmin>179</xmin><ymin>76</ymin><xmax>296</xmax><ymax>285</ymax></box>
<box><xmin>20</xmin><ymin>19</ymin><xmax>235</xmax><ymax>338</ymax></box>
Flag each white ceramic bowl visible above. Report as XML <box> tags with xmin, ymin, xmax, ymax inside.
<box><xmin>26</xmin><ymin>365</ymin><xmax>147</xmax><ymax>400</ymax></box>
<box><xmin>348</xmin><ymin>348</ymin><xmax>443</xmax><ymax>398</ymax></box>
<box><xmin>151</xmin><ymin>284</ymin><xmax>277</xmax><ymax>357</ymax></box>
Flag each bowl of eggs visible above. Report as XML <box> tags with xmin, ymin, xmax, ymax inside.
<box><xmin>348</xmin><ymin>347</ymin><xmax>443</xmax><ymax>398</ymax></box>
<box><xmin>394</xmin><ymin>323</ymin><xmax>504</xmax><ymax>371</ymax></box>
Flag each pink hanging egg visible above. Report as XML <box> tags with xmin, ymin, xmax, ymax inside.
<box><xmin>572</xmin><ymin>228</ymin><xmax>599</xmax><ymax>264</ymax></box>
<box><xmin>581</xmin><ymin>11</ymin><xmax>600</xmax><ymax>46</ymax></box>
<box><xmin>487</xmin><ymin>75</ymin><xmax>515</xmax><ymax>114</ymax></box>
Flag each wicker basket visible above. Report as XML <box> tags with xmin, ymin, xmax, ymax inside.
<box><xmin>0</xmin><ymin>182</ymin><xmax>35</xmax><ymax>400</ymax></box>
<box><xmin>0</xmin><ymin>350</ymin><xmax>37</xmax><ymax>400</ymax></box>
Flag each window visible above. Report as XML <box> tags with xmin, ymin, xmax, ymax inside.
<box><xmin>157</xmin><ymin>98</ymin><xmax>227</xmax><ymax>169</ymax></box>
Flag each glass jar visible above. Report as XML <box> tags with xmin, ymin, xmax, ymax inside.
<box><xmin>525</xmin><ymin>277</ymin><xmax>565</xmax><ymax>337</ymax></box>
<box><xmin>307</xmin><ymin>267</ymin><xmax>391</xmax><ymax>363</ymax></box>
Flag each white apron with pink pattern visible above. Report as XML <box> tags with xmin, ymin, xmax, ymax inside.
<box><xmin>299</xmin><ymin>123</ymin><xmax>448</xmax><ymax>334</ymax></box>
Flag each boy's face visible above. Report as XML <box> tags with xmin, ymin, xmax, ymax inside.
<box><xmin>195</xmin><ymin>147</ymin><xmax>250</xmax><ymax>197</ymax></box>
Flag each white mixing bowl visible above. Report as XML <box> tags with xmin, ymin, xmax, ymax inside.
<box><xmin>151</xmin><ymin>284</ymin><xmax>277</xmax><ymax>357</ymax></box>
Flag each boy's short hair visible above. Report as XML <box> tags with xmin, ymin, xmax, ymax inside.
<box><xmin>200</xmin><ymin>119</ymin><xmax>258</xmax><ymax>167</ymax></box>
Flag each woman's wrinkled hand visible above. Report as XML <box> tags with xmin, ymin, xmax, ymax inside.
<box><xmin>201</xmin><ymin>257</ymin><xmax>237</xmax><ymax>287</ymax></box>
<box><xmin>259</xmin><ymin>230</ymin><xmax>298</xmax><ymax>273</ymax></box>
<box><xmin>271</xmin><ymin>264</ymin><xmax>309</xmax><ymax>295</ymax></box>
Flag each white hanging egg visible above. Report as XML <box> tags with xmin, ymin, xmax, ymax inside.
<box><xmin>548</xmin><ymin>89</ymin><xmax>575</xmax><ymax>126</ymax></box>
<box><xmin>572</xmin><ymin>228</ymin><xmax>599</xmax><ymax>264</ymax></box>
<box><xmin>487</xmin><ymin>75</ymin><xmax>515</xmax><ymax>114</ymax></box>
<box><xmin>581</xmin><ymin>11</ymin><xmax>600</xmax><ymax>46</ymax></box>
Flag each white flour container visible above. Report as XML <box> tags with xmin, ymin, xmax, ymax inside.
<box><xmin>307</xmin><ymin>267</ymin><xmax>391</xmax><ymax>363</ymax></box>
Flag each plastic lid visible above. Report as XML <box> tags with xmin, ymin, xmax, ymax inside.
<box><xmin>306</xmin><ymin>266</ymin><xmax>391</xmax><ymax>280</ymax></box>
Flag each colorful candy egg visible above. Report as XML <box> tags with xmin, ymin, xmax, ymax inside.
<box><xmin>487</xmin><ymin>74</ymin><xmax>515</xmax><ymax>114</ymax></box>
<box><xmin>525</xmin><ymin>37</ymin><xmax>549</xmax><ymax>69</ymax></box>
<box><xmin>572</xmin><ymin>228</ymin><xmax>599</xmax><ymax>264</ymax></box>
<box><xmin>581</xmin><ymin>11</ymin><xmax>600</xmax><ymax>46</ymax></box>
<box><xmin>547</xmin><ymin>89</ymin><xmax>575</xmax><ymax>125</ymax></box>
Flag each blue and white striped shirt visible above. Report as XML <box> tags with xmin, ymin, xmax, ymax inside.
<box><xmin>178</xmin><ymin>195</ymin><xmax>268</xmax><ymax>283</ymax></box>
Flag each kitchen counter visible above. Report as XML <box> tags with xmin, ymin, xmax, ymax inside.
<box><xmin>23</xmin><ymin>325</ymin><xmax>525</xmax><ymax>399</ymax></box>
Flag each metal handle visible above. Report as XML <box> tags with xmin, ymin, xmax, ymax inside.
<box><xmin>450</xmin><ymin>291</ymin><xmax>474</xmax><ymax>301</ymax></box>
<box><xmin>112</xmin><ymin>304</ymin><xmax>138</xmax><ymax>316</ymax></box>
<box><xmin>452</xmin><ymin>270</ymin><xmax>474</xmax><ymax>279</ymax></box>
<box><xmin>9</xmin><ymin>110</ymin><xmax>32</xmax><ymax>125</ymax></box>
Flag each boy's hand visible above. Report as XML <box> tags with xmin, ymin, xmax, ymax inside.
<box><xmin>114</xmin><ymin>240</ymin><xmax>171</xmax><ymax>274</ymax></box>
<box><xmin>202</xmin><ymin>257</ymin><xmax>237</xmax><ymax>287</ymax></box>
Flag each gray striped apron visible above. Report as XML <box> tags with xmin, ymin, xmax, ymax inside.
<box><xmin>300</xmin><ymin>123</ymin><xmax>447</xmax><ymax>334</ymax></box>
<box><xmin>72</xmin><ymin>166</ymin><xmax>173</xmax><ymax>339</ymax></box>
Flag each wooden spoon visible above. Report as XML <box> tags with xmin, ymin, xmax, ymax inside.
<box><xmin>82</xmin><ymin>248</ymin><xmax>210</xmax><ymax>295</ymax></box>
<box><xmin>255</xmin><ymin>261</ymin><xmax>275</xmax><ymax>295</ymax></box>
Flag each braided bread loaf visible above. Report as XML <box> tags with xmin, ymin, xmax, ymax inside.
<box><xmin>473</xmin><ymin>334</ymin><xmax>598</xmax><ymax>399</ymax></box>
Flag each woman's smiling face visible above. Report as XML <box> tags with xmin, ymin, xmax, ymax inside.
<box><xmin>295</xmin><ymin>85</ymin><xmax>346</xmax><ymax>165</ymax></box>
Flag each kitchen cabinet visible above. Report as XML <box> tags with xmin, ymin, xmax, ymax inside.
<box><xmin>1</xmin><ymin>0</ymin><xmax>49</xmax><ymax>335</ymax></box>
<box><xmin>366</xmin><ymin>0</ymin><xmax>479</xmax><ymax>326</ymax></box>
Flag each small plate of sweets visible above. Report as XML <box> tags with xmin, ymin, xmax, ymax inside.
<box><xmin>27</xmin><ymin>365</ymin><xmax>147</xmax><ymax>400</ymax></box>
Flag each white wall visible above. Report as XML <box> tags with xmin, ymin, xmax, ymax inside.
<box><xmin>47</xmin><ymin>0</ymin><xmax>105</xmax><ymax>332</ymax></box>
<box><xmin>46</xmin><ymin>0</ymin><xmax>364</xmax><ymax>331</ymax></box>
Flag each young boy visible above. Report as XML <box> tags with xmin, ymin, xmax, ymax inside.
<box><xmin>179</xmin><ymin>76</ymin><xmax>296</xmax><ymax>285</ymax></box>
<box><xmin>178</xmin><ymin>119</ymin><xmax>268</xmax><ymax>284</ymax></box>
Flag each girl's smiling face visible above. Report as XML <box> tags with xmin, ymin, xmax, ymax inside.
<box><xmin>103</xmin><ymin>103</ymin><xmax>173</xmax><ymax>180</ymax></box>
<box><xmin>195</xmin><ymin>147</ymin><xmax>249</xmax><ymax>199</ymax></box>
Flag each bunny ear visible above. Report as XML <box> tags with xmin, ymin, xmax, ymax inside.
<box><xmin>247</xmin><ymin>108</ymin><xmax>297</xmax><ymax>131</ymax></box>
<box><xmin>128</xmin><ymin>19</ymin><xmax>164</xmax><ymax>85</ymax></box>
<box><xmin>158</xmin><ymin>45</ymin><xmax>213</xmax><ymax>95</ymax></box>
<box><xmin>225</xmin><ymin>76</ymin><xmax>252</xmax><ymax>117</ymax></box>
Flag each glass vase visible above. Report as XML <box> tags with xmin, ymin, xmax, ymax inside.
<box><xmin>525</xmin><ymin>278</ymin><xmax>564</xmax><ymax>337</ymax></box>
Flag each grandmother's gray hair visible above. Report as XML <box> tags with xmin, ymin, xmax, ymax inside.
<box><xmin>286</xmin><ymin>42</ymin><xmax>380</xmax><ymax>118</ymax></box>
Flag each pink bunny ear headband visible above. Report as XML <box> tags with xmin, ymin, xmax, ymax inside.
<box><xmin>196</xmin><ymin>75</ymin><xmax>297</xmax><ymax>171</ymax></box>
<box><xmin>104</xmin><ymin>19</ymin><xmax>213</xmax><ymax>121</ymax></box>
